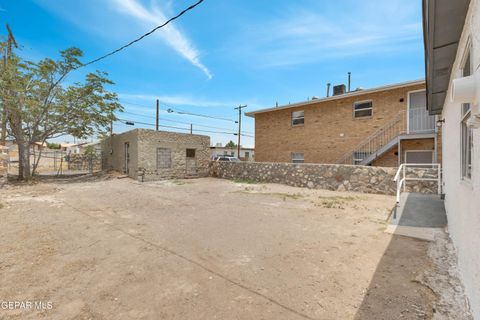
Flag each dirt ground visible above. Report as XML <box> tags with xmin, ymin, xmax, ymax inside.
<box><xmin>0</xmin><ymin>175</ymin><xmax>461</xmax><ymax>319</ymax></box>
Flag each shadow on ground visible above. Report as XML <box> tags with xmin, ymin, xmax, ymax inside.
<box><xmin>353</xmin><ymin>234</ymin><xmax>436</xmax><ymax>320</ymax></box>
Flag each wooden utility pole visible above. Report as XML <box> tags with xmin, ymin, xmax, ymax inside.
<box><xmin>234</xmin><ymin>105</ymin><xmax>247</xmax><ymax>159</ymax></box>
<box><xmin>190</xmin><ymin>123</ymin><xmax>193</xmax><ymax>134</ymax></box>
<box><xmin>156</xmin><ymin>99</ymin><xmax>159</xmax><ymax>131</ymax></box>
<box><xmin>1</xmin><ymin>24</ymin><xmax>18</xmax><ymax>146</ymax></box>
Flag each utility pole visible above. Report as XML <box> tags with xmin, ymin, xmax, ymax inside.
<box><xmin>234</xmin><ymin>105</ymin><xmax>247</xmax><ymax>159</ymax></box>
<box><xmin>190</xmin><ymin>123</ymin><xmax>193</xmax><ymax>134</ymax></box>
<box><xmin>1</xmin><ymin>24</ymin><xmax>18</xmax><ymax>146</ymax></box>
<box><xmin>156</xmin><ymin>99</ymin><xmax>159</xmax><ymax>131</ymax></box>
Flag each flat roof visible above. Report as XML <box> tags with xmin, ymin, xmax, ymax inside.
<box><xmin>245</xmin><ymin>79</ymin><xmax>425</xmax><ymax>117</ymax></box>
<box><xmin>210</xmin><ymin>146</ymin><xmax>255</xmax><ymax>150</ymax></box>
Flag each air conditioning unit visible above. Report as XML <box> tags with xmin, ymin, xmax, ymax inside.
<box><xmin>451</xmin><ymin>69</ymin><xmax>480</xmax><ymax>128</ymax></box>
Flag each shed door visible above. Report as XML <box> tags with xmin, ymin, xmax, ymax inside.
<box><xmin>124</xmin><ymin>142</ymin><xmax>130</xmax><ymax>174</ymax></box>
<box><xmin>405</xmin><ymin>151</ymin><xmax>433</xmax><ymax>164</ymax></box>
<box><xmin>186</xmin><ymin>149</ymin><xmax>197</xmax><ymax>176</ymax></box>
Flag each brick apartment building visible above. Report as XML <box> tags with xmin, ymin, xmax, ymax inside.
<box><xmin>246</xmin><ymin>80</ymin><xmax>441</xmax><ymax>166</ymax></box>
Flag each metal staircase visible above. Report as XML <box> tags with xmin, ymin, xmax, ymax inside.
<box><xmin>337</xmin><ymin>110</ymin><xmax>407</xmax><ymax>165</ymax></box>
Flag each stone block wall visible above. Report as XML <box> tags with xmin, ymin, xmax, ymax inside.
<box><xmin>102</xmin><ymin>129</ymin><xmax>210</xmax><ymax>181</ymax></box>
<box><xmin>209</xmin><ymin>161</ymin><xmax>439</xmax><ymax>196</ymax></box>
<box><xmin>137</xmin><ymin>129</ymin><xmax>210</xmax><ymax>181</ymax></box>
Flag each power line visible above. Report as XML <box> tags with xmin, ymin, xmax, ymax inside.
<box><xmin>119</xmin><ymin>110</ymin><xmax>254</xmax><ymax>134</ymax></box>
<box><xmin>166</xmin><ymin>107</ymin><xmax>237</xmax><ymax>123</ymax></box>
<box><xmin>120</xmin><ymin>101</ymin><xmax>241</xmax><ymax>125</ymax></box>
<box><xmin>78</xmin><ymin>0</ymin><xmax>205</xmax><ymax>69</ymax></box>
<box><xmin>116</xmin><ymin>118</ymin><xmax>253</xmax><ymax>137</ymax></box>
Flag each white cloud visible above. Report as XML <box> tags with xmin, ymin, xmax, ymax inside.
<box><xmin>118</xmin><ymin>92</ymin><xmax>258</xmax><ymax>109</ymax></box>
<box><xmin>227</xmin><ymin>1</ymin><xmax>423</xmax><ymax>68</ymax></box>
<box><xmin>111</xmin><ymin>0</ymin><xmax>212</xmax><ymax>79</ymax></box>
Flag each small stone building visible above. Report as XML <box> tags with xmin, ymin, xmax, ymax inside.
<box><xmin>102</xmin><ymin>129</ymin><xmax>210</xmax><ymax>181</ymax></box>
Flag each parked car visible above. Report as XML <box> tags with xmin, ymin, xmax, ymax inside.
<box><xmin>214</xmin><ymin>156</ymin><xmax>241</xmax><ymax>162</ymax></box>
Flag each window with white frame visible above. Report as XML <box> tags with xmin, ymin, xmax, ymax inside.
<box><xmin>291</xmin><ymin>152</ymin><xmax>304</xmax><ymax>163</ymax></box>
<box><xmin>353</xmin><ymin>101</ymin><xmax>373</xmax><ymax>118</ymax></box>
<box><xmin>292</xmin><ymin>110</ymin><xmax>305</xmax><ymax>126</ymax></box>
<box><xmin>461</xmin><ymin>49</ymin><xmax>473</xmax><ymax>180</ymax></box>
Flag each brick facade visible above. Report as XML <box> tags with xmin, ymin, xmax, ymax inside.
<box><xmin>248</xmin><ymin>81</ymin><xmax>441</xmax><ymax>166</ymax></box>
<box><xmin>102</xmin><ymin>129</ymin><xmax>210</xmax><ymax>181</ymax></box>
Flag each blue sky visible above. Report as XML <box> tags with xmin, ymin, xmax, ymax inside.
<box><xmin>0</xmin><ymin>0</ymin><xmax>425</xmax><ymax>147</ymax></box>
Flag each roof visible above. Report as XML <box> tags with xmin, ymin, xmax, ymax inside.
<box><xmin>423</xmin><ymin>0</ymin><xmax>471</xmax><ymax>115</ymax></box>
<box><xmin>245</xmin><ymin>79</ymin><xmax>425</xmax><ymax>117</ymax></box>
<box><xmin>210</xmin><ymin>146</ymin><xmax>255</xmax><ymax>151</ymax></box>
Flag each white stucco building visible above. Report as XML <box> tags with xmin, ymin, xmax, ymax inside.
<box><xmin>424</xmin><ymin>0</ymin><xmax>480</xmax><ymax>317</ymax></box>
<box><xmin>210</xmin><ymin>144</ymin><xmax>255</xmax><ymax>161</ymax></box>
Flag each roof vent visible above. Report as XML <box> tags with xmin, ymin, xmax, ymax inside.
<box><xmin>311</xmin><ymin>96</ymin><xmax>319</xmax><ymax>100</ymax></box>
<box><xmin>333</xmin><ymin>84</ymin><xmax>346</xmax><ymax>96</ymax></box>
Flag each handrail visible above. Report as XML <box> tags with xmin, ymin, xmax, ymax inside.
<box><xmin>337</xmin><ymin>110</ymin><xmax>407</xmax><ymax>165</ymax></box>
<box><xmin>394</xmin><ymin>163</ymin><xmax>442</xmax><ymax>208</ymax></box>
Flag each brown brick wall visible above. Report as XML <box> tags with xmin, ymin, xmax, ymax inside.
<box><xmin>400</xmin><ymin>138</ymin><xmax>436</xmax><ymax>163</ymax></box>
<box><xmin>254</xmin><ymin>83</ymin><xmax>426</xmax><ymax>164</ymax></box>
<box><xmin>371</xmin><ymin>137</ymin><xmax>438</xmax><ymax>167</ymax></box>
<box><xmin>371</xmin><ymin>146</ymin><xmax>399</xmax><ymax>167</ymax></box>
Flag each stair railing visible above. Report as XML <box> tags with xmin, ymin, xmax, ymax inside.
<box><xmin>393</xmin><ymin>163</ymin><xmax>442</xmax><ymax>215</ymax></box>
<box><xmin>337</xmin><ymin>110</ymin><xmax>407</xmax><ymax>165</ymax></box>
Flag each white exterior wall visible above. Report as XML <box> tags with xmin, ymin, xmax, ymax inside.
<box><xmin>442</xmin><ymin>0</ymin><xmax>480</xmax><ymax>317</ymax></box>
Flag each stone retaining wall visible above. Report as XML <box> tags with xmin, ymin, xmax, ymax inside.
<box><xmin>209</xmin><ymin>161</ymin><xmax>439</xmax><ymax>196</ymax></box>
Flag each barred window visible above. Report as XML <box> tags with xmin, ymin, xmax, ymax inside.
<box><xmin>157</xmin><ymin>148</ymin><xmax>171</xmax><ymax>169</ymax></box>
<box><xmin>291</xmin><ymin>152</ymin><xmax>304</xmax><ymax>164</ymax></box>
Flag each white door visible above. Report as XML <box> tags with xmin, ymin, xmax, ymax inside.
<box><xmin>408</xmin><ymin>91</ymin><xmax>435</xmax><ymax>133</ymax></box>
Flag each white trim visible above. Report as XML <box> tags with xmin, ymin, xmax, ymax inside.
<box><xmin>404</xmin><ymin>150</ymin><xmax>434</xmax><ymax>164</ymax></box>
<box><xmin>291</xmin><ymin>110</ymin><xmax>305</xmax><ymax>126</ymax></box>
<box><xmin>459</xmin><ymin>36</ymin><xmax>473</xmax><ymax>77</ymax></box>
<box><xmin>353</xmin><ymin>100</ymin><xmax>373</xmax><ymax>119</ymax></box>
<box><xmin>245</xmin><ymin>79</ymin><xmax>425</xmax><ymax>117</ymax></box>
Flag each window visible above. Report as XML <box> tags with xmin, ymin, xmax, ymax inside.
<box><xmin>291</xmin><ymin>152</ymin><xmax>304</xmax><ymax>164</ymax></box>
<box><xmin>461</xmin><ymin>111</ymin><xmax>473</xmax><ymax>179</ymax></box>
<box><xmin>292</xmin><ymin>111</ymin><xmax>305</xmax><ymax>126</ymax></box>
<box><xmin>461</xmin><ymin>49</ymin><xmax>473</xmax><ymax>180</ymax></box>
<box><xmin>157</xmin><ymin>148</ymin><xmax>171</xmax><ymax>169</ymax></box>
<box><xmin>244</xmin><ymin>151</ymin><xmax>250</xmax><ymax>159</ymax></box>
<box><xmin>186</xmin><ymin>149</ymin><xmax>196</xmax><ymax>158</ymax></box>
<box><xmin>353</xmin><ymin>101</ymin><xmax>373</xmax><ymax>118</ymax></box>
<box><xmin>462</xmin><ymin>51</ymin><xmax>472</xmax><ymax>115</ymax></box>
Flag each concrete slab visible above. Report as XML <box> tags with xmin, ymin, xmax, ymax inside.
<box><xmin>391</xmin><ymin>193</ymin><xmax>447</xmax><ymax>228</ymax></box>
<box><xmin>385</xmin><ymin>225</ymin><xmax>443</xmax><ymax>242</ymax></box>
<box><xmin>387</xmin><ymin>192</ymin><xmax>447</xmax><ymax>241</ymax></box>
